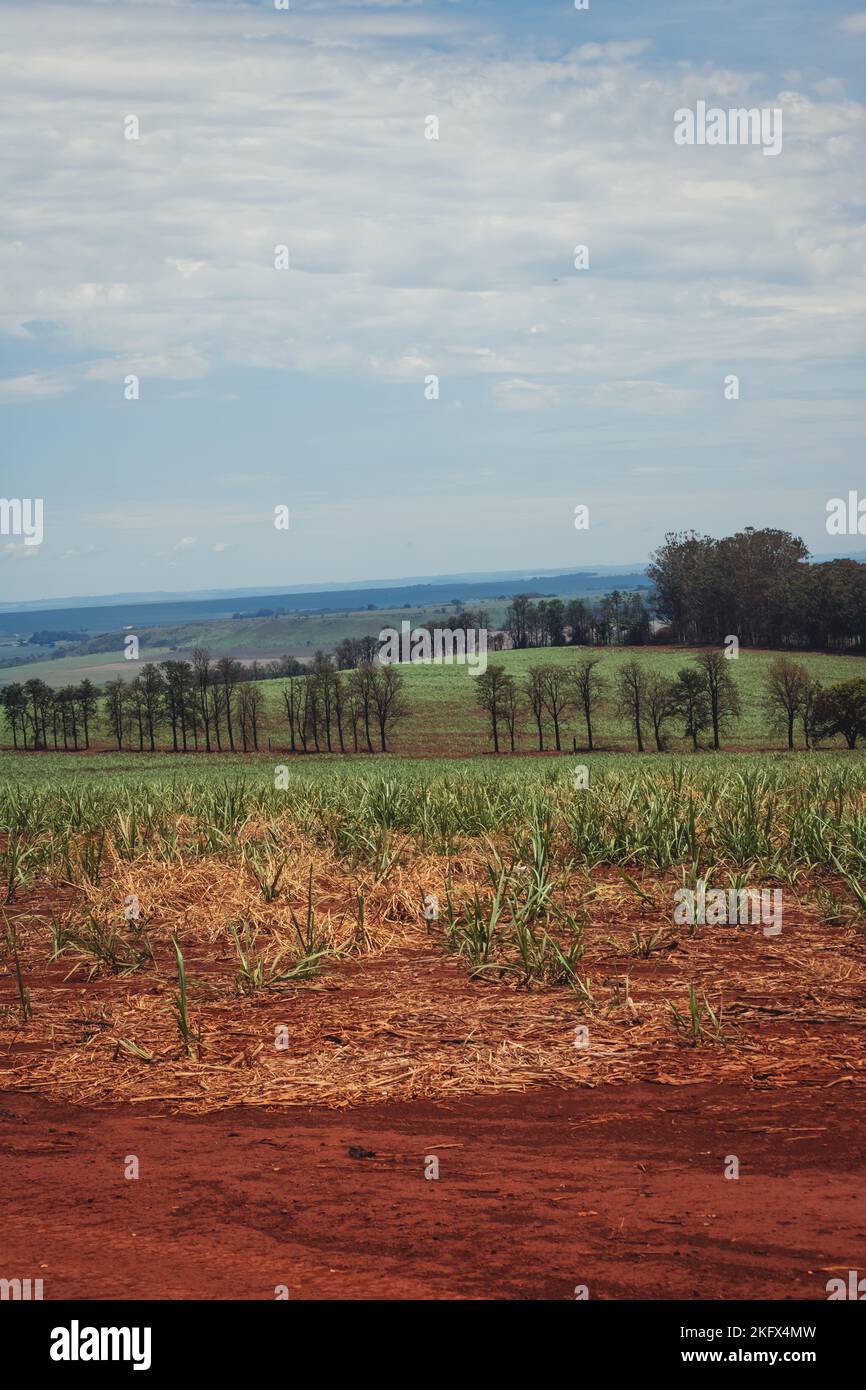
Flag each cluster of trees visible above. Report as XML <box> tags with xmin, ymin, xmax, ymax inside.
<box><xmin>649</xmin><ymin>527</ymin><xmax>866</xmax><ymax>651</ymax></box>
<box><xmin>504</xmin><ymin>592</ymin><xmax>651</xmax><ymax>649</ymax></box>
<box><xmin>474</xmin><ymin>653</ymin><xmax>866</xmax><ymax>754</ymax></box>
<box><xmin>0</xmin><ymin>654</ymin><xmax>299</xmax><ymax>754</ymax></box>
<box><xmin>1</xmin><ymin>678</ymin><xmax>99</xmax><ymax>751</ymax></box>
<box><xmin>282</xmin><ymin>654</ymin><xmax>406</xmax><ymax>752</ymax></box>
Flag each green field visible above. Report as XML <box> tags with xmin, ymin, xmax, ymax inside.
<box><xmin>3</xmin><ymin>645</ymin><xmax>865</xmax><ymax>756</ymax></box>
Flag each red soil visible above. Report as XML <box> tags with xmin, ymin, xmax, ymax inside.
<box><xmin>2</xmin><ymin>1081</ymin><xmax>863</xmax><ymax>1300</ymax></box>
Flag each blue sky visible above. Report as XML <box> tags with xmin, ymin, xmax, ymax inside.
<box><xmin>2</xmin><ymin>0</ymin><xmax>865</xmax><ymax>601</ymax></box>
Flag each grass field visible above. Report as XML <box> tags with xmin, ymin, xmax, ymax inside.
<box><xmin>4</xmin><ymin>644</ymin><xmax>865</xmax><ymax>755</ymax></box>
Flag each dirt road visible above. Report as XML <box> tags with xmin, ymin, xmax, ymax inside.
<box><xmin>2</xmin><ymin>1081</ymin><xmax>863</xmax><ymax>1300</ymax></box>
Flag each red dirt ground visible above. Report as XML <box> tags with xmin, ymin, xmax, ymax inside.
<box><xmin>2</xmin><ymin>1081</ymin><xmax>864</xmax><ymax>1300</ymax></box>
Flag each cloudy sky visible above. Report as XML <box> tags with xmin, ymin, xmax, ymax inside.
<box><xmin>2</xmin><ymin>0</ymin><xmax>865</xmax><ymax>602</ymax></box>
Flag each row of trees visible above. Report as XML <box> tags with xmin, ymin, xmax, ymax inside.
<box><xmin>473</xmin><ymin>653</ymin><xmax>866</xmax><ymax>753</ymax></box>
<box><xmin>5</xmin><ymin>651</ymin><xmax>866</xmax><ymax>756</ymax></box>
<box><xmin>0</xmin><ymin>650</ymin><xmax>410</xmax><ymax>755</ymax></box>
<box><xmin>649</xmin><ymin>527</ymin><xmax>866</xmax><ymax>651</ymax></box>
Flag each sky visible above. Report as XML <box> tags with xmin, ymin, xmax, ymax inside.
<box><xmin>1</xmin><ymin>0</ymin><xmax>865</xmax><ymax>603</ymax></box>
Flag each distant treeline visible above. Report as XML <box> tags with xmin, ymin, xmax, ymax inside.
<box><xmin>503</xmin><ymin>593</ymin><xmax>650</xmax><ymax>648</ymax></box>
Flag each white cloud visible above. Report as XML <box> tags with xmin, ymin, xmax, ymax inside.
<box><xmin>0</xmin><ymin>372</ymin><xmax>73</xmax><ymax>402</ymax></box>
<box><xmin>492</xmin><ymin>378</ymin><xmax>560</xmax><ymax>411</ymax></box>
<box><xmin>0</xmin><ymin>0</ymin><xmax>861</xmax><ymax>407</ymax></box>
<box><xmin>2</xmin><ymin>542</ymin><xmax>40</xmax><ymax>561</ymax></box>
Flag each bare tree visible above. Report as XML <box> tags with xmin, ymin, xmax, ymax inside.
<box><xmin>537</xmin><ymin>665</ymin><xmax>573</xmax><ymax>752</ymax></box>
<box><xmin>192</xmin><ymin>649</ymin><xmax>213</xmax><ymax>752</ymax></box>
<box><xmin>571</xmin><ymin>655</ymin><xmax>606</xmax><ymax>752</ymax></box>
<box><xmin>370</xmin><ymin>664</ymin><xmax>408</xmax><ymax>752</ymax></box>
<box><xmin>645</xmin><ymin>673</ymin><xmax>676</xmax><ymax>752</ymax></box>
<box><xmin>282</xmin><ymin>676</ymin><xmax>303</xmax><ymax>752</ymax></box>
<box><xmin>525</xmin><ymin>667</ymin><xmax>547</xmax><ymax>750</ymax></box>
<box><xmin>615</xmin><ymin>659</ymin><xmax>649</xmax><ymax>752</ymax></box>
<box><xmin>349</xmin><ymin>663</ymin><xmax>377</xmax><ymax>753</ymax></box>
<box><xmin>474</xmin><ymin>664</ymin><xmax>515</xmax><ymax>754</ymax></box>
<box><xmin>499</xmin><ymin>673</ymin><xmax>523</xmax><ymax>752</ymax></box>
<box><xmin>216</xmin><ymin>656</ymin><xmax>243</xmax><ymax>752</ymax></box>
<box><xmin>763</xmin><ymin>656</ymin><xmax>810</xmax><ymax>751</ymax></box>
<box><xmin>694</xmin><ymin>650</ymin><xmax>741</xmax><ymax>750</ymax></box>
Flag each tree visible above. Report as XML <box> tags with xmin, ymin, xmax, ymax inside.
<box><xmin>762</xmin><ymin>656</ymin><xmax>810</xmax><ymax>751</ymax></box>
<box><xmin>370</xmin><ymin>664</ymin><xmax>407</xmax><ymax>752</ymax></box>
<box><xmin>499</xmin><ymin>674</ymin><xmax>522</xmax><ymax>752</ymax></box>
<box><xmin>237</xmin><ymin>682</ymin><xmax>264</xmax><ymax>751</ymax></box>
<box><xmin>694</xmin><ymin>650</ymin><xmax>741</xmax><ymax>750</ymax></box>
<box><xmin>615</xmin><ymin>659</ymin><xmax>649</xmax><ymax>752</ymax></box>
<box><xmin>813</xmin><ymin>679</ymin><xmax>866</xmax><ymax>749</ymax></box>
<box><xmin>801</xmin><ymin>676</ymin><xmax>823</xmax><ymax>751</ymax></box>
<box><xmin>565</xmin><ymin>598</ymin><xmax>593</xmax><ymax>646</ymax></box>
<box><xmin>349</xmin><ymin>663</ymin><xmax>377</xmax><ymax>753</ymax></box>
<box><xmin>505</xmin><ymin>595</ymin><xmax>532</xmax><ymax>650</ymax></box>
<box><xmin>571</xmin><ymin>655</ymin><xmax>605</xmax><ymax>751</ymax></box>
<box><xmin>192</xmin><ymin>649</ymin><xmax>213</xmax><ymax>752</ymax></box>
<box><xmin>525</xmin><ymin>667</ymin><xmax>547</xmax><ymax>750</ymax></box>
<box><xmin>537</xmin><ymin>665</ymin><xmax>573</xmax><ymax>752</ymax></box>
<box><xmin>281</xmin><ymin>676</ymin><xmax>303</xmax><ymax>752</ymax></box>
<box><xmin>23</xmin><ymin>678</ymin><xmax>52</xmax><ymax>749</ymax></box>
<box><xmin>0</xmin><ymin>683</ymin><xmax>27</xmax><ymax>748</ymax></box>
<box><xmin>645</xmin><ymin>672</ymin><xmax>676</xmax><ymax>752</ymax></box>
<box><xmin>57</xmin><ymin>685</ymin><xmax>80</xmax><ymax>750</ymax></box>
<box><xmin>138</xmin><ymin>664</ymin><xmax>165</xmax><ymax>752</ymax></box>
<box><xmin>216</xmin><ymin>656</ymin><xmax>243</xmax><ymax>752</ymax></box>
<box><xmin>104</xmin><ymin>678</ymin><xmax>130</xmax><ymax>751</ymax></box>
<box><xmin>76</xmin><ymin>679</ymin><xmax>99</xmax><ymax>750</ymax></box>
<box><xmin>670</xmin><ymin>667</ymin><xmax>712</xmax><ymax>751</ymax></box>
<box><xmin>474</xmin><ymin>664</ymin><xmax>514</xmax><ymax>753</ymax></box>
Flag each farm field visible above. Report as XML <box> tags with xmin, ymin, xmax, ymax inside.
<box><xmin>1</xmin><ymin>751</ymin><xmax>865</xmax><ymax>1298</ymax></box>
<box><xmin>4</xmin><ymin>645</ymin><xmax>866</xmax><ymax>755</ymax></box>
<box><xmin>0</xmin><ymin>601</ymin><xmax>489</xmax><ymax>685</ymax></box>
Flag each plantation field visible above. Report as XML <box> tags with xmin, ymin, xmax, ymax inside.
<box><xmin>3</xmin><ymin>747</ymin><xmax>866</xmax><ymax>1299</ymax></box>
<box><xmin>2</xmin><ymin>750</ymin><xmax>866</xmax><ymax>1100</ymax></box>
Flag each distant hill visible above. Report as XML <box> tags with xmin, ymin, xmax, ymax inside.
<box><xmin>0</xmin><ymin>569</ymin><xmax>650</xmax><ymax>641</ymax></box>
